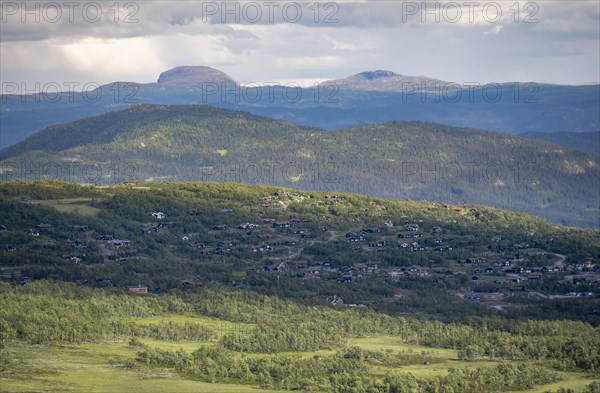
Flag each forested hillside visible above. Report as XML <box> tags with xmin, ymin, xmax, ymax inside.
<box><xmin>1</xmin><ymin>105</ymin><xmax>598</xmax><ymax>228</ymax></box>
<box><xmin>0</xmin><ymin>181</ymin><xmax>598</xmax><ymax>324</ymax></box>
<box><xmin>1</xmin><ymin>180</ymin><xmax>599</xmax><ymax>391</ymax></box>
<box><xmin>1</xmin><ymin>280</ymin><xmax>599</xmax><ymax>392</ymax></box>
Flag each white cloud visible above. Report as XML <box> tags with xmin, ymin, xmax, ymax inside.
<box><xmin>485</xmin><ymin>25</ymin><xmax>504</xmax><ymax>35</ymax></box>
<box><xmin>0</xmin><ymin>1</ymin><xmax>598</xmax><ymax>90</ymax></box>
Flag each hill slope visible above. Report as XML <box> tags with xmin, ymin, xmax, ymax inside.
<box><xmin>0</xmin><ymin>180</ymin><xmax>598</xmax><ymax>322</ymax></box>
<box><xmin>1</xmin><ymin>66</ymin><xmax>598</xmax><ymax>148</ymax></box>
<box><xmin>1</xmin><ymin>105</ymin><xmax>598</xmax><ymax>228</ymax></box>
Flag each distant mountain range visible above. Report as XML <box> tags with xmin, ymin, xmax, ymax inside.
<box><xmin>1</xmin><ymin>104</ymin><xmax>598</xmax><ymax>228</ymax></box>
<box><xmin>325</xmin><ymin>69</ymin><xmax>447</xmax><ymax>91</ymax></box>
<box><xmin>1</xmin><ymin>66</ymin><xmax>598</xmax><ymax>148</ymax></box>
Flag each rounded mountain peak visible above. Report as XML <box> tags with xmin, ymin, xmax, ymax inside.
<box><xmin>157</xmin><ymin>66</ymin><xmax>235</xmax><ymax>86</ymax></box>
<box><xmin>358</xmin><ymin>70</ymin><xmax>399</xmax><ymax>80</ymax></box>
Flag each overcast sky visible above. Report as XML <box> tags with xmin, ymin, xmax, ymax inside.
<box><xmin>1</xmin><ymin>1</ymin><xmax>599</xmax><ymax>92</ymax></box>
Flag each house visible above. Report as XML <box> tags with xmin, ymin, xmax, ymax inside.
<box><xmin>276</xmin><ymin>262</ymin><xmax>289</xmax><ymax>272</ymax></box>
<box><xmin>368</xmin><ymin>241</ymin><xmax>387</xmax><ymax>247</ymax></box>
<box><xmin>474</xmin><ymin>286</ymin><xmax>500</xmax><ymax>293</ymax></box>
<box><xmin>0</xmin><ymin>225</ymin><xmax>7</xmax><ymax>233</ymax></box>
<box><xmin>96</xmin><ymin>235</ymin><xmax>114</xmax><ymax>241</ymax></box>
<box><xmin>349</xmin><ymin>236</ymin><xmax>366</xmax><ymax>242</ymax></box>
<box><xmin>73</xmin><ymin>225</ymin><xmax>88</xmax><ymax>232</ymax></box>
<box><xmin>273</xmin><ymin>222</ymin><xmax>291</xmax><ymax>228</ymax></box>
<box><xmin>107</xmin><ymin>239</ymin><xmax>131</xmax><ymax>248</ymax></box>
<box><xmin>238</xmin><ymin>223</ymin><xmax>259</xmax><ymax>229</ymax></box>
<box><xmin>151</xmin><ymin>212</ymin><xmax>166</xmax><ymax>219</ymax></box>
<box><xmin>307</xmin><ymin>266</ymin><xmax>322</xmax><ymax>275</ymax></box>
<box><xmin>389</xmin><ymin>269</ymin><xmax>403</xmax><ymax>279</ymax></box>
<box><xmin>405</xmin><ymin>226</ymin><xmax>419</xmax><ymax>231</ymax></box>
<box><xmin>331</xmin><ymin>295</ymin><xmax>344</xmax><ymax>306</ymax></box>
<box><xmin>35</xmin><ymin>224</ymin><xmax>53</xmax><ymax>230</ymax></box>
<box><xmin>212</xmin><ymin>225</ymin><xmax>228</xmax><ymax>231</ymax></box>
<box><xmin>5</xmin><ymin>244</ymin><xmax>15</xmax><ymax>252</ymax></box>
<box><xmin>323</xmin><ymin>262</ymin><xmax>338</xmax><ymax>272</ymax></box>
<box><xmin>126</xmin><ymin>285</ymin><xmax>148</xmax><ymax>294</ymax></box>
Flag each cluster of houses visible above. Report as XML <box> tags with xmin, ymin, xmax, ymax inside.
<box><xmin>253</xmin><ymin>244</ymin><xmax>273</xmax><ymax>252</ymax></box>
<box><xmin>390</xmin><ymin>266</ymin><xmax>430</xmax><ymax>278</ymax></box>
<box><xmin>346</xmin><ymin>228</ymin><xmax>385</xmax><ymax>243</ymax></box>
<box><xmin>399</xmin><ymin>241</ymin><xmax>425</xmax><ymax>252</ymax></box>
<box><xmin>565</xmin><ymin>259</ymin><xmax>595</xmax><ymax>271</ymax></box>
<box><xmin>258</xmin><ymin>261</ymin><xmax>380</xmax><ymax>281</ymax></box>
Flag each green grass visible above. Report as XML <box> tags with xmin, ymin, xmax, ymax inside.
<box><xmin>0</xmin><ymin>341</ymin><xmax>288</xmax><ymax>393</ymax></box>
<box><xmin>516</xmin><ymin>371</ymin><xmax>598</xmax><ymax>393</ymax></box>
<box><xmin>29</xmin><ymin>198</ymin><xmax>100</xmax><ymax>217</ymax></box>
<box><xmin>348</xmin><ymin>336</ymin><xmax>458</xmax><ymax>359</ymax></box>
<box><xmin>1</xmin><ymin>318</ymin><xmax>594</xmax><ymax>393</ymax></box>
<box><xmin>127</xmin><ymin>313</ymin><xmax>256</xmax><ymax>342</ymax></box>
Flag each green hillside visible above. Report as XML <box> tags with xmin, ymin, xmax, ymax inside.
<box><xmin>1</xmin><ymin>105</ymin><xmax>598</xmax><ymax>228</ymax></box>
<box><xmin>0</xmin><ymin>180</ymin><xmax>598</xmax><ymax>323</ymax></box>
<box><xmin>1</xmin><ymin>180</ymin><xmax>599</xmax><ymax>392</ymax></box>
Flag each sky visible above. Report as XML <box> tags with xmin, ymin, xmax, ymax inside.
<box><xmin>1</xmin><ymin>1</ymin><xmax>599</xmax><ymax>92</ymax></box>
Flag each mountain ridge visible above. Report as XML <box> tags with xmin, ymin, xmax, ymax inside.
<box><xmin>1</xmin><ymin>104</ymin><xmax>598</xmax><ymax>228</ymax></box>
<box><xmin>1</xmin><ymin>65</ymin><xmax>598</xmax><ymax>149</ymax></box>
<box><xmin>157</xmin><ymin>66</ymin><xmax>236</xmax><ymax>86</ymax></box>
